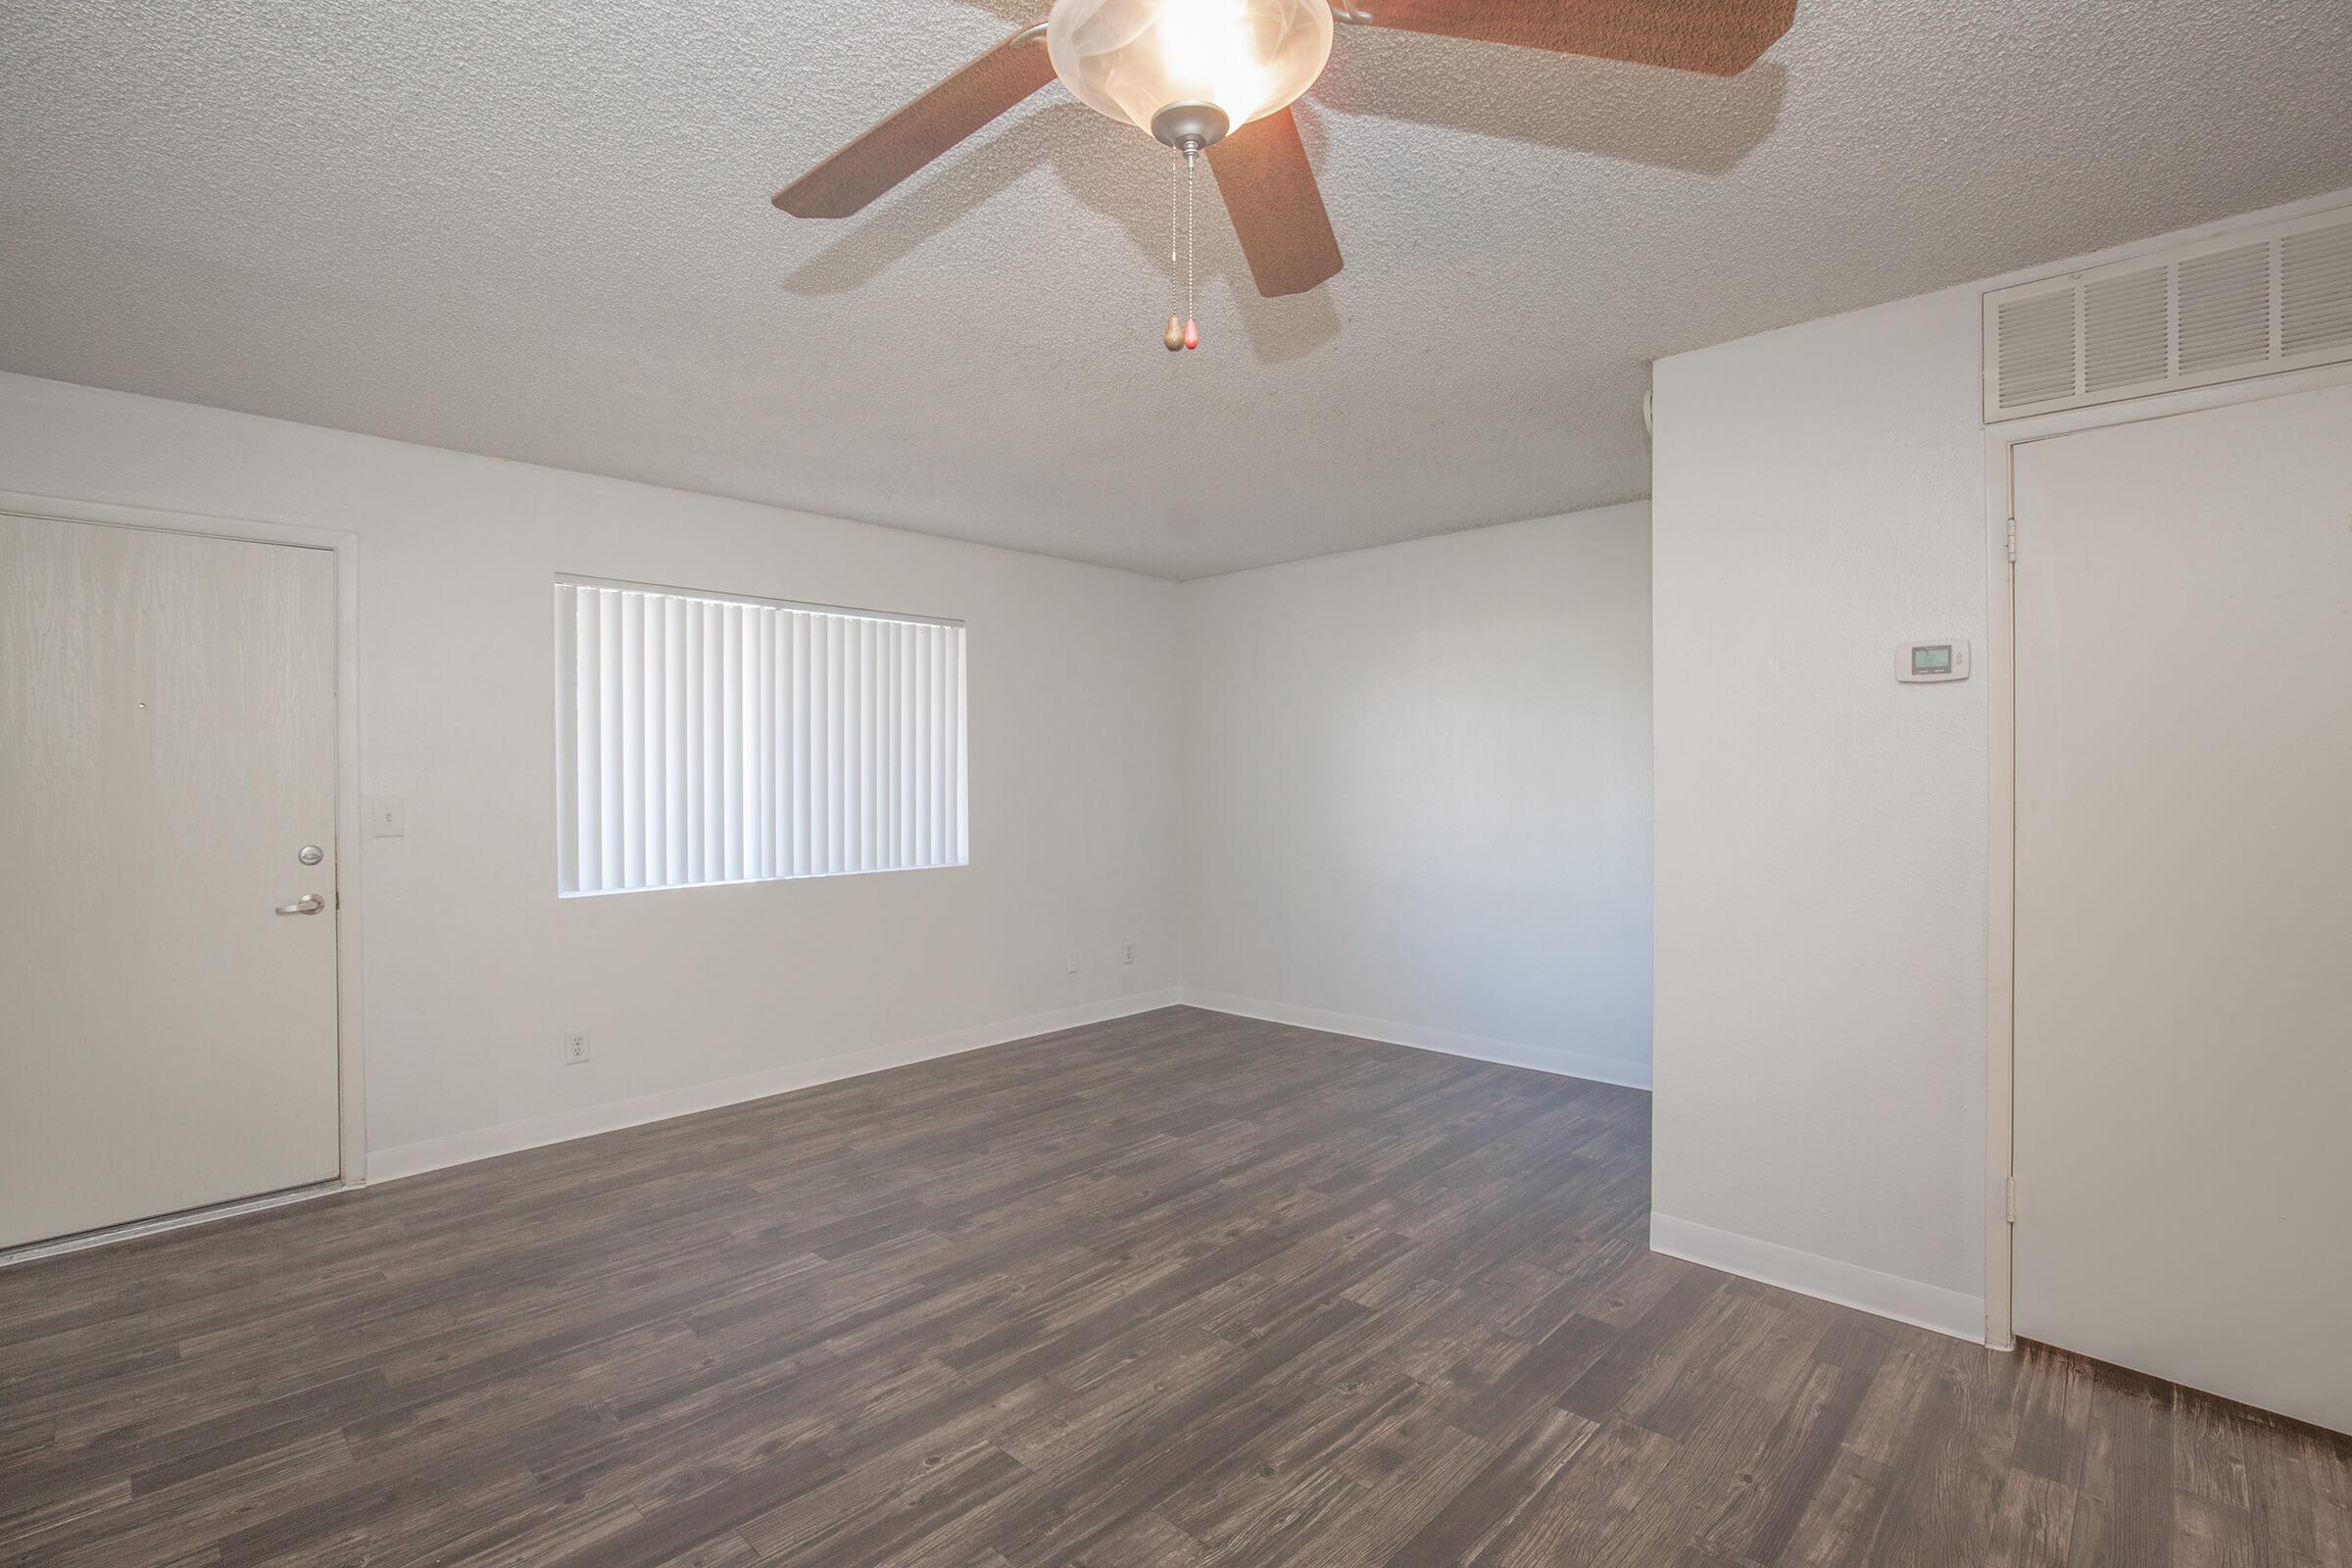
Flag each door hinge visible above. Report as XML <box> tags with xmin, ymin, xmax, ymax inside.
<box><xmin>2005</xmin><ymin>1176</ymin><xmax>2018</xmax><ymax>1224</ymax></box>
<box><xmin>2005</xmin><ymin>516</ymin><xmax>2018</xmax><ymax>563</ymax></box>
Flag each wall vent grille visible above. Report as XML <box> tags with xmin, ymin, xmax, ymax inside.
<box><xmin>2082</xmin><ymin>266</ymin><xmax>2168</xmax><ymax>393</ymax></box>
<box><xmin>1984</xmin><ymin>206</ymin><xmax>2352</xmax><ymax>421</ymax></box>
<box><xmin>2281</xmin><ymin>222</ymin><xmax>2352</xmax><ymax>357</ymax></box>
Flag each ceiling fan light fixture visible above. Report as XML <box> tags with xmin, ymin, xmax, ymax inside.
<box><xmin>1045</xmin><ymin>0</ymin><xmax>1334</xmax><ymax>146</ymax></box>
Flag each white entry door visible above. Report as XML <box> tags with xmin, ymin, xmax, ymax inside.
<box><xmin>2012</xmin><ymin>382</ymin><xmax>2352</xmax><ymax>1433</ymax></box>
<box><xmin>0</xmin><ymin>514</ymin><xmax>341</xmax><ymax>1250</ymax></box>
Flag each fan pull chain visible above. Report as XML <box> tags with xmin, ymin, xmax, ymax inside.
<box><xmin>1161</xmin><ymin>142</ymin><xmax>1202</xmax><ymax>352</ymax></box>
<box><xmin>1164</xmin><ymin>146</ymin><xmax>1183</xmax><ymax>351</ymax></box>
<box><xmin>1184</xmin><ymin>145</ymin><xmax>1200</xmax><ymax>349</ymax></box>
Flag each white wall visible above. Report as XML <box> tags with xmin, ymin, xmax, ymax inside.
<box><xmin>1179</xmin><ymin>506</ymin><xmax>1654</xmax><ymax>1087</ymax></box>
<box><xmin>1646</xmin><ymin>187</ymin><xmax>2352</xmax><ymax>1343</ymax></box>
<box><xmin>0</xmin><ymin>371</ymin><xmax>1184</xmax><ymax>1175</ymax></box>
<box><xmin>1649</xmin><ymin>291</ymin><xmax>1991</xmax><ymax>1338</ymax></box>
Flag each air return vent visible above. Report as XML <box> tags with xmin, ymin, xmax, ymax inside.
<box><xmin>1984</xmin><ymin>206</ymin><xmax>2352</xmax><ymax>421</ymax></box>
<box><xmin>2082</xmin><ymin>267</ymin><xmax>2168</xmax><ymax>392</ymax></box>
<box><xmin>2281</xmin><ymin>221</ymin><xmax>2352</xmax><ymax>357</ymax></box>
<box><xmin>1996</xmin><ymin>291</ymin><xmax>2076</xmax><ymax>408</ymax></box>
<box><xmin>2177</xmin><ymin>244</ymin><xmax>2270</xmax><ymax>374</ymax></box>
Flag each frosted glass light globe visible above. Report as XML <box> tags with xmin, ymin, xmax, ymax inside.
<box><xmin>1046</xmin><ymin>0</ymin><xmax>1334</xmax><ymax>144</ymax></box>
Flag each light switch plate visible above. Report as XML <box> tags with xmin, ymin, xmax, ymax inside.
<box><xmin>368</xmin><ymin>797</ymin><xmax>406</xmax><ymax>837</ymax></box>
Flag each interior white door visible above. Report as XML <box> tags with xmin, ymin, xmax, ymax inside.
<box><xmin>0</xmin><ymin>515</ymin><xmax>340</xmax><ymax>1250</ymax></box>
<box><xmin>2012</xmin><ymin>382</ymin><xmax>2352</xmax><ymax>1433</ymax></box>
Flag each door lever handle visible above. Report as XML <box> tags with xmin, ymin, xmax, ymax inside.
<box><xmin>274</xmin><ymin>893</ymin><xmax>326</xmax><ymax>916</ymax></box>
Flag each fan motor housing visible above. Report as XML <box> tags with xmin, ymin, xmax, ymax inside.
<box><xmin>1151</xmin><ymin>102</ymin><xmax>1230</xmax><ymax>150</ymax></box>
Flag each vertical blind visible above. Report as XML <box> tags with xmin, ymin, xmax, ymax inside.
<box><xmin>555</xmin><ymin>579</ymin><xmax>967</xmax><ymax>895</ymax></box>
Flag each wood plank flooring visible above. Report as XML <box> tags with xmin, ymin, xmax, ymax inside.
<box><xmin>2</xmin><ymin>1005</ymin><xmax>2345</xmax><ymax>1566</ymax></box>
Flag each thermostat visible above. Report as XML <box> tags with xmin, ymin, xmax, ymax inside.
<box><xmin>1896</xmin><ymin>640</ymin><xmax>1970</xmax><ymax>683</ymax></box>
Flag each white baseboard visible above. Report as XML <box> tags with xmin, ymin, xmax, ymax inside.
<box><xmin>1176</xmin><ymin>989</ymin><xmax>1652</xmax><ymax>1092</ymax></box>
<box><xmin>1648</xmin><ymin>1212</ymin><xmax>1985</xmax><ymax>1344</ymax></box>
<box><xmin>366</xmin><ymin>989</ymin><xmax>1184</xmax><ymax>1184</ymax></box>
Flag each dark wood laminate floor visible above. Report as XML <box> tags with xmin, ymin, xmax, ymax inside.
<box><xmin>2</xmin><ymin>1007</ymin><xmax>2346</xmax><ymax>1567</ymax></box>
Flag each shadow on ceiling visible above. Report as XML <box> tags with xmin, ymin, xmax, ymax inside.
<box><xmin>1311</xmin><ymin>25</ymin><xmax>1787</xmax><ymax>175</ymax></box>
<box><xmin>780</xmin><ymin>99</ymin><xmax>1344</xmax><ymax>367</ymax></box>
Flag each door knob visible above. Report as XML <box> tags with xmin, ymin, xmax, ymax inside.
<box><xmin>274</xmin><ymin>893</ymin><xmax>326</xmax><ymax>916</ymax></box>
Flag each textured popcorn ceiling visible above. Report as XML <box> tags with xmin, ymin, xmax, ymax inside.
<box><xmin>3</xmin><ymin>1</ymin><xmax>2349</xmax><ymax>578</ymax></box>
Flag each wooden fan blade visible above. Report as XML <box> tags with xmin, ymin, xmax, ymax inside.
<box><xmin>1344</xmin><ymin>0</ymin><xmax>1796</xmax><ymax>76</ymax></box>
<box><xmin>1203</xmin><ymin>109</ymin><xmax>1344</xmax><ymax>298</ymax></box>
<box><xmin>774</xmin><ymin>26</ymin><xmax>1057</xmax><ymax>218</ymax></box>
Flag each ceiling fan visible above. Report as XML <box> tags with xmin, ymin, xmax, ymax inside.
<box><xmin>773</xmin><ymin>0</ymin><xmax>1796</xmax><ymax>342</ymax></box>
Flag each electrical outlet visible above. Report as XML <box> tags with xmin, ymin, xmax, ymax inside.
<box><xmin>1123</xmin><ymin>941</ymin><xmax>1136</xmax><ymax>966</ymax></box>
<box><xmin>1064</xmin><ymin>949</ymin><xmax>1079</xmax><ymax>974</ymax></box>
<box><xmin>564</xmin><ymin>1030</ymin><xmax>591</xmax><ymax>1065</ymax></box>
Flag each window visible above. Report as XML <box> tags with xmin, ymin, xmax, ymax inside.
<box><xmin>554</xmin><ymin>577</ymin><xmax>966</xmax><ymax>895</ymax></box>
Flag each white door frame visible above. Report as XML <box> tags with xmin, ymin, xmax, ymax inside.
<box><xmin>0</xmin><ymin>489</ymin><xmax>368</xmax><ymax>1216</ymax></box>
<box><xmin>1979</xmin><ymin>362</ymin><xmax>2352</xmax><ymax>1350</ymax></box>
